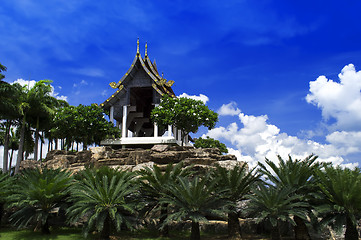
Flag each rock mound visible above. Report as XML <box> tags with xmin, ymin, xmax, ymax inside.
<box><xmin>20</xmin><ymin>145</ymin><xmax>244</xmax><ymax>172</ymax></box>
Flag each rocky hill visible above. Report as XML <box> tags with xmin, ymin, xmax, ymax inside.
<box><xmin>20</xmin><ymin>145</ymin><xmax>245</xmax><ymax>172</ymax></box>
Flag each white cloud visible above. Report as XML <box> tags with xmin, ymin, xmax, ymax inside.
<box><xmin>178</xmin><ymin>93</ymin><xmax>209</xmax><ymax>104</ymax></box>
<box><xmin>326</xmin><ymin>131</ymin><xmax>361</xmax><ymax>154</ymax></box>
<box><xmin>205</xmin><ymin>111</ymin><xmax>356</xmax><ymax>169</ymax></box>
<box><xmin>73</xmin><ymin>79</ymin><xmax>88</xmax><ymax>88</ymax></box>
<box><xmin>12</xmin><ymin>79</ymin><xmax>36</xmax><ymax>89</ymax></box>
<box><xmin>12</xmin><ymin>79</ymin><xmax>68</xmax><ymax>101</ymax></box>
<box><xmin>306</xmin><ymin>64</ymin><xmax>361</xmax><ymax>131</ymax></box>
<box><xmin>69</xmin><ymin>68</ymin><xmax>105</xmax><ymax>77</ymax></box>
<box><xmin>218</xmin><ymin>102</ymin><xmax>241</xmax><ymax>116</ymax></box>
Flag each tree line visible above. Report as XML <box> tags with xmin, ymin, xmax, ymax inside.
<box><xmin>0</xmin><ymin>155</ymin><xmax>360</xmax><ymax>240</ymax></box>
<box><xmin>0</xmin><ymin>64</ymin><xmax>120</xmax><ymax>174</ymax></box>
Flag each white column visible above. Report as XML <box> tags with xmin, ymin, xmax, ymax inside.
<box><xmin>168</xmin><ymin>125</ymin><xmax>172</xmax><ymax>137</ymax></box>
<box><xmin>122</xmin><ymin>105</ymin><xmax>127</xmax><ymax>138</ymax></box>
<box><xmin>153</xmin><ymin>104</ymin><xmax>159</xmax><ymax>137</ymax></box>
<box><xmin>154</xmin><ymin>122</ymin><xmax>158</xmax><ymax>137</ymax></box>
<box><xmin>110</xmin><ymin>106</ymin><xmax>114</xmax><ymax>124</ymax></box>
<box><xmin>177</xmin><ymin>129</ymin><xmax>182</xmax><ymax>142</ymax></box>
<box><xmin>173</xmin><ymin>127</ymin><xmax>177</xmax><ymax>139</ymax></box>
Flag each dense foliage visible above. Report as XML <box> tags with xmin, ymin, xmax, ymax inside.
<box><xmin>194</xmin><ymin>136</ymin><xmax>228</xmax><ymax>154</ymax></box>
<box><xmin>8</xmin><ymin>168</ymin><xmax>73</xmax><ymax>234</ymax></box>
<box><xmin>0</xmin><ymin>160</ymin><xmax>359</xmax><ymax>240</ymax></box>
<box><xmin>67</xmin><ymin>167</ymin><xmax>139</xmax><ymax>239</ymax></box>
<box><xmin>151</xmin><ymin>95</ymin><xmax>218</xmax><ymax>145</ymax></box>
<box><xmin>0</xmin><ymin>76</ymin><xmax>120</xmax><ymax>173</ymax></box>
<box><xmin>52</xmin><ymin>104</ymin><xmax>120</xmax><ymax>150</ymax></box>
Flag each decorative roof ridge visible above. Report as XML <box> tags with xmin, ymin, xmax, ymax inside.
<box><xmin>102</xmin><ymin>39</ymin><xmax>176</xmax><ymax>107</ymax></box>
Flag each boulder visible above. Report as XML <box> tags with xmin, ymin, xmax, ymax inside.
<box><xmin>26</xmin><ymin>145</ymin><xmax>244</xmax><ymax>174</ymax></box>
<box><xmin>151</xmin><ymin>144</ymin><xmax>169</xmax><ymax>152</ymax></box>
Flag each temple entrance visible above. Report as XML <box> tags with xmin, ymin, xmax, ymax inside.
<box><xmin>128</xmin><ymin>87</ymin><xmax>156</xmax><ymax>137</ymax></box>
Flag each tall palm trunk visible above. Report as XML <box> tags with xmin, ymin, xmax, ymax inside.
<box><xmin>34</xmin><ymin>117</ymin><xmax>39</xmax><ymax>161</ymax></box>
<box><xmin>190</xmin><ymin>221</ymin><xmax>200</xmax><ymax>240</ymax></box>
<box><xmin>228</xmin><ymin>211</ymin><xmax>242</xmax><ymax>239</ymax></box>
<box><xmin>345</xmin><ymin>215</ymin><xmax>359</xmax><ymax>240</ymax></box>
<box><xmin>15</xmin><ymin>116</ymin><xmax>26</xmax><ymax>175</ymax></box>
<box><xmin>2</xmin><ymin>120</ymin><xmax>11</xmax><ymax>173</ymax></box>
<box><xmin>294</xmin><ymin>215</ymin><xmax>311</xmax><ymax>240</ymax></box>
<box><xmin>9</xmin><ymin>149</ymin><xmax>14</xmax><ymax>172</ymax></box>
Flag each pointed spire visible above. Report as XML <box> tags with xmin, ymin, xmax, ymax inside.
<box><xmin>136</xmin><ymin>38</ymin><xmax>140</xmax><ymax>55</ymax></box>
<box><xmin>145</xmin><ymin>42</ymin><xmax>148</xmax><ymax>57</ymax></box>
<box><xmin>153</xmin><ymin>59</ymin><xmax>158</xmax><ymax>72</ymax></box>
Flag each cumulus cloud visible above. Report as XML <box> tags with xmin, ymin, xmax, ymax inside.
<box><xmin>306</xmin><ymin>64</ymin><xmax>361</xmax><ymax>131</ymax></box>
<box><xmin>204</xmin><ymin>111</ymin><xmax>355</xmax><ymax>169</ymax></box>
<box><xmin>218</xmin><ymin>102</ymin><xmax>241</xmax><ymax>116</ymax></box>
<box><xmin>12</xmin><ymin>79</ymin><xmax>68</xmax><ymax>101</ymax></box>
<box><xmin>12</xmin><ymin>79</ymin><xmax>37</xmax><ymax>89</ymax></box>
<box><xmin>178</xmin><ymin>93</ymin><xmax>209</xmax><ymax>104</ymax></box>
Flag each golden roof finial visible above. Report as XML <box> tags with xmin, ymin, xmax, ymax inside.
<box><xmin>145</xmin><ymin>42</ymin><xmax>148</xmax><ymax>57</ymax></box>
<box><xmin>137</xmin><ymin>38</ymin><xmax>140</xmax><ymax>55</ymax></box>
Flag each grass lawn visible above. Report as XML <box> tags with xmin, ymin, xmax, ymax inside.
<box><xmin>0</xmin><ymin>227</ymin><xmax>270</xmax><ymax>239</ymax></box>
<box><xmin>0</xmin><ymin>227</ymin><xmax>85</xmax><ymax>240</ymax></box>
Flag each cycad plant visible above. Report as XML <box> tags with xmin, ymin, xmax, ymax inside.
<box><xmin>316</xmin><ymin>166</ymin><xmax>361</xmax><ymax>240</ymax></box>
<box><xmin>138</xmin><ymin>162</ymin><xmax>191</xmax><ymax>237</ymax></box>
<box><xmin>212</xmin><ymin>164</ymin><xmax>259</xmax><ymax>239</ymax></box>
<box><xmin>8</xmin><ymin>168</ymin><xmax>73</xmax><ymax>234</ymax></box>
<box><xmin>258</xmin><ymin>154</ymin><xmax>323</xmax><ymax>239</ymax></box>
<box><xmin>0</xmin><ymin>172</ymin><xmax>12</xmax><ymax>226</ymax></box>
<box><xmin>67</xmin><ymin>167</ymin><xmax>140</xmax><ymax>240</ymax></box>
<box><xmin>160</xmin><ymin>174</ymin><xmax>231</xmax><ymax>240</ymax></box>
<box><xmin>248</xmin><ymin>184</ymin><xmax>309</xmax><ymax>240</ymax></box>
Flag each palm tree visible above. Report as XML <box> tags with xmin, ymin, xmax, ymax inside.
<box><xmin>14</xmin><ymin>80</ymin><xmax>59</xmax><ymax>174</ymax></box>
<box><xmin>160</xmin><ymin>174</ymin><xmax>231</xmax><ymax>240</ymax></box>
<box><xmin>0</xmin><ymin>82</ymin><xmax>22</xmax><ymax>173</ymax></box>
<box><xmin>258</xmin><ymin>154</ymin><xmax>323</xmax><ymax>239</ymax></box>
<box><xmin>138</xmin><ymin>162</ymin><xmax>191</xmax><ymax>237</ymax></box>
<box><xmin>26</xmin><ymin>80</ymin><xmax>59</xmax><ymax>161</ymax></box>
<box><xmin>67</xmin><ymin>167</ymin><xmax>140</xmax><ymax>240</ymax></box>
<box><xmin>212</xmin><ymin>164</ymin><xmax>259</xmax><ymax>239</ymax></box>
<box><xmin>0</xmin><ymin>63</ymin><xmax>6</xmax><ymax>81</ymax></box>
<box><xmin>248</xmin><ymin>184</ymin><xmax>309</xmax><ymax>240</ymax></box>
<box><xmin>316</xmin><ymin>166</ymin><xmax>361</xmax><ymax>240</ymax></box>
<box><xmin>8</xmin><ymin>168</ymin><xmax>73</xmax><ymax>234</ymax></box>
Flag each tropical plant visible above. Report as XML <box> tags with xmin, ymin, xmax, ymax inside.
<box><xmin>212</xmin><ymin>164</ymin><xmax>259</xmax><ymax>239</ymax></box>
<box><xmin>52</xmin><ymin>104</ymin><xmax>120</xmax><ymax>151</ymax></box>
<box><xmin>258</xmin><ymin>155</ymin><xmax>323</xmax><ymax>239</ymax></box>
<box><xmin>151</xmin><ymin>95</ymin><xmax>218</xmax><ymax>145</ymax></box>
<box><xmin>138</xmin><ymin>162</ymin><xmax>191</xmax><ymax>237</ymax></box>
<box><xmin>316</xmin><ymin>166</ymin><xmax>361</xmax><ymax>240</ymax></box>
<box><xmin>26</xmin><ymin>80</ymin><xmax>60</xmax><ymax>161</ymax></box>
<box><xmin>0</xmin><ymin>82</ymin><xmax>22</xmax><ymax>173</ymax></box>
<box><xmin>194</xmin><ymin>136</ymin><xmax>228</xmax><ymax>154</ymax></box>
<box><xmin>160</xmin><ymin>175</ymin><xmax>231</xmax><ymax>240</ymax></box>
<box><xmin>0</xmin><ymin>63</ymin><xmax>6</xmax><ymax>81</ymax></box>
<box><xmin>8</xmin><ymin>168</ymin><xmax>73</xmax><ymax>234</ymax></box>
<box><xmin>0</xmin><ymin>172</ymin><xmax>12</xmax><ymax>226</ymax></box>
<box><xmin>67</xmin><ymin>167</ymin><xmax>140</xmax><ymax>240</ymax></box>
<box><xmin>248</xmin><ymin>184</ymin><xmax>309</xmax><ymax>240</ymax></box>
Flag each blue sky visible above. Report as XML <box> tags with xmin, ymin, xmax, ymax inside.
<box><xmin>1</xmin><ymin>0</ymin><xmax>361</xmax><ymax>168</ymax></box>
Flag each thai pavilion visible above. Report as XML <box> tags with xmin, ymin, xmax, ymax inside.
<box><xmin>100</xmin><ymin>40</ymin><xmax>188</xmax><ymax>147</ymax></box>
